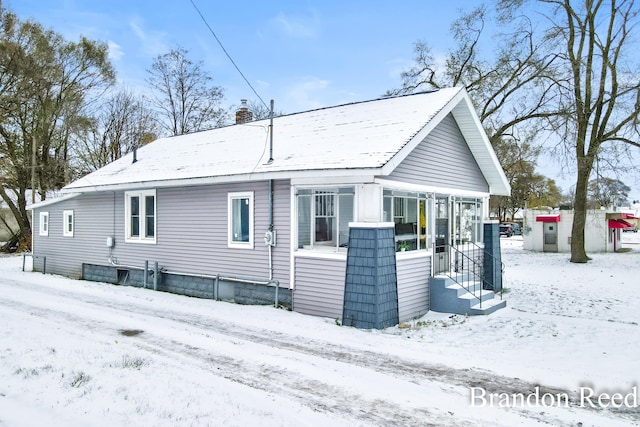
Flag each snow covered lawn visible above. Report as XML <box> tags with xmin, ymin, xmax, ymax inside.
<box><xmin>1</xmin><ymin>234</ymin><xmax>639</xmax><ymax>426</ymax></box>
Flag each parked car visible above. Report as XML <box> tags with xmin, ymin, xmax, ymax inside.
<box><xmin>623</xmin><ymin>224</ymin><xmax>638</xmax><ymax>233</ymax></box>
<box><xmin>499</xmin><ymin>224</ymin><xmax>514</xmax><ymax>237</ymax></box>
<box><xmin>502</xmin><ymin>222</ymin><xmax>522</xmax><ymax>235</ymax></box>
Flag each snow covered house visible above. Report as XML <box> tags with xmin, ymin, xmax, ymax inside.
<box><xmin>29</xmin><ymin>87</ymin><xmax>510</xmax><ymax>327</ymax></box>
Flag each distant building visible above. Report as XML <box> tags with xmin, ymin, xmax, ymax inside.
<box><xmin>522</xmin><ymin>208</ymin><xmax>638</xmax><ymax>252</ymax></box>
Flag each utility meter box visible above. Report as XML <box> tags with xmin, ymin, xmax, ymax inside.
<box><xmin>106</xmin><ymin>236</ymin><xmax>114</xmax><ymax>248</ymax></box>
<box><xmin>264</xmin><ymin>230</ymin><xmax>276</xmax><ymax>246</ymax></box>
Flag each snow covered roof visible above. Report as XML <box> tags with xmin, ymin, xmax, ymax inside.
<box><xmin>27</xmin><ymin>193</ymin><xmax>80</xmax><ymax>211</ymax></box>
<box><xmin>63</xmin><ymin>87</ymin><xmax>510</xmax><ymax>195</ymax></box>
<box><xmin>2</xmin><ymin>190</ymin><xmax>57</xmax><ymax>210</ymax></box>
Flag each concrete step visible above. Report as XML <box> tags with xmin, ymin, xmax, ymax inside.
<box><xmin>469</xmin><ymin>298</ymin><xmax>507</xmax><ymax>315</ymax></box>
<box><xmin>457</xmin><ymin>288</ymin><xmax>495</xmax><ymax>300</ymax></box>
<box><xmin>429</xmin><ymin>275</ymin><xmax>506</xmax><ymax>316</ymax></box>
<box><xmin>446</xmin><ymin>281</ymin><xmax>484</xmax><ymax>296</ymax></box>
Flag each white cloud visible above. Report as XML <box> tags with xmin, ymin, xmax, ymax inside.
<box><xmin>286</xmin><ymin>77</ymin><xmax>331</xmax><ymax>111</ymax></box>
<box><xmin>271</xmin><ymin>10</ymin><xmax>321</xmax><ymax>38</ymax></box>
<box><xmin>128</xmin><ymin>17</ymin><xmax>168</xmax><ymax>56</ymax></box>
<box><xmin>129</xmin><ymin>19</ymin><xmax>146</xmax><ymax>40</ymax></box>
<box><xmin>107</xmin><ymin>40</ymin><xmax>124</xmax><ymax>61</ymax></box>
<box><xmin>255</xmin><ymin>80</ymin><xmax>271</xmax><ymax>89</ymax></box>
<box><xmin>386</xmin><ymin>57</ymin><xmax>413</xmax><ymax>80</ymax></box>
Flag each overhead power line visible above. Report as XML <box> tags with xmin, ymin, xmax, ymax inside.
<box><xmin>189</xmin><ymin>0</ymin><xmax>268</xmax><ymax>110</ymax></box>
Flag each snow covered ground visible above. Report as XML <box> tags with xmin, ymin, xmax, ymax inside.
<box><xmin>1</xmin><ymin>233</ymin><xmax>639</xmax><ymax>426</ymax></box>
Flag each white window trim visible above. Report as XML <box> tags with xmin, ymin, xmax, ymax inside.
<box><xmin>295</xmin><ymin>187</ymin><xmax>356</xmax><ymax>252</ymax></box>
<box><xmin>63</xmin><ymin>210</ymin><xmax>74</xmax><ymax>237</ymax></box>
<box><xmin>228</xmin><ymin>191</ymin><xmax>254</xmax><ymax>249</ymax></box>
<box><xmin>39</xmin><ymin>212</ymin><xmax>49</xmax><ymax>237</ymax></box>
<box><xmin>125</xmin><ymin>190</ymin><xmax>157</xmax><ymax>244</ymax></box>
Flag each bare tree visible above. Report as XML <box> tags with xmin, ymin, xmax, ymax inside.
<box><xmin>587</xmin><ymin>177</ymin><xmax>631</xmax><ymax>208</ymax></box>
<box><xmin>72</xmin><ymin>88</ymin><xmax>158</xmax><ymax>176</ymax></box>
<box><xmin>536</xmin><ymin>0</ymin><xmax>640</xmax><ymax>262</ymax></box>
<box><xmin>393</xmin><ymin>5</ymin><xmax>563</xmax><ymax>225</ymax></box>
<box><xmin>392</xmin><ymin>5</ymin><xmax>564</xmax><ymax>146</ymax></box>
<box><xmin>147</xmin><ymin>47</ymin><xmax>227</xmax><ymax>136</ymax></box>
<box><xmin>0</xmin><ymin>9</ymin><xmax>114</xmax><ymax>250</ymax></box>
<box><xmin>396</xmin><ymin>1</ymin><xmax>640</xmax><ymax>262</ymax></box>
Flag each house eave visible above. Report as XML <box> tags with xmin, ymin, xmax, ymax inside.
<box><xmin>375</xmin><ymin>178</ymin><xmax>491</xmax><ymax>198</ymax></box>
<box><xmin>61</xmin><ymin>168</ymin><xmax>382</xmax><ymax>194</ymax></box>
<box><xmin>27</xmin><ymin>193</ymin><xmax>81</xmax><ymax>210</ymax></box>
<box><xmin>381</xmin><ymin>88</ymin><xmax>511</xmax><ymax>197</ymax></box>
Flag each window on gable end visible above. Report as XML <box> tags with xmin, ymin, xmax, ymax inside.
<box><xmin>63</xmin><ymin>210</ymin><xmax>74</xmax><ymax>237</ymax></box>
<box><xmin>39</xmin><ymin>212</ymin><xmax>49</xmax><ymax>237</ymax></box>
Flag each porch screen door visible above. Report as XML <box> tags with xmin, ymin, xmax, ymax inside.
<box><xmin>434</xmin><ymin>197</ymin><xmax>449</xmax><ymax>274</ymax></box>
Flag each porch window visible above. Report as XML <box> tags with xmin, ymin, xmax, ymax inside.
<box><xmin>384</xmin><ymin>190</ymin><xmax>432</xmax><ymax>252</ymax></box>
<box><xmin>297</xmin><ymin>187</ymin><xmax>354</xmax><ymax>250</ymax></box>
<box><xmin>125</xmin><ymin>190</ymin><xmax>156</xmax><ymax>243</ymax></box>
<box><xmin>228</xmin><ymin>192</ymin><xmax>254</xmax><ymax>248</ymax></box>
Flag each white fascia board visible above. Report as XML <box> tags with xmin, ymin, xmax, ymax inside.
<box><xmin>61</xmin><ymin>168</ymin><xmax>380</xmax><ymax>194</ymax></box>
<box><xmin>291</xmin><ymin>173</ymin><xmax>376</xmax><ymax>187</ymax></box>
<box><xmin>27</xmin><ymin>193</ymin><xmax>81</xmax><ymax>210</ymax></box>
<box><xmin>375</xmin><ymin>178</ymin><xmax>490</xmax><ymax>198</ymax></box>
<box><xmin>348</xmin><ymin>222</ymin><xmax>395</xmax><ymax>229</ymax></box>
<box><xmin>380</xmin><ymin>87</ymin><xmax>463</xmax><ymax>176</ymax></box>
<box><xmin>452</xmin><ymin>93</ymin><xmax>511</xmax><ymax>196</ymax></box>
<box><xmin>293</xmin><ymin>250</ymin><xmax>347</xmax><ymax>261</ymax></box>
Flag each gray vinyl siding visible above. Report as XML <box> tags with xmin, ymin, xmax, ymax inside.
<box><xmin>32</xmin><ymin>193</ymin><xmax>116</xmax><ymax>277</ymax></box>
<box><xmin>32</xmin><ymin>180</ymin><xmax>291</xmax><ymax>288</ymax></box>
<box><xmin>397</xmin><ymin>254</ymin><xmax>431</xmax><ymax>322</ymax></box>
<box><xmin>293</xmin><ymin>255</ymin><xmax>346</xmax><ymax>319</ymax></box>
<box><xmin>389</xmin><ymin>113</ymin><xmax>489</xmax><ymax>192</ymax></box>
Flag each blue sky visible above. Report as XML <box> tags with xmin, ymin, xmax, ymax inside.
<box><xmin>7</xmin><ymin>0</ymin><xmax>640</xmax><ymax>199</ymax></box>
<box><xmin>7</xmin><ymin>0</ymin><xmax>472</xmax><ymax>114</ymax></box>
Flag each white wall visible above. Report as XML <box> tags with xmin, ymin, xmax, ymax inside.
<box><xmin>357</xmin><ymin>183</ymin><xmax>383</xmax><ymax>222</ymax></box>
<box><xmin>523</xmin><ymin>209</ymin><xmax>613</xmax><ymax>252</ymax></box>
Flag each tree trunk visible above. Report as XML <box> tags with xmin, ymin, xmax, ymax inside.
<box><xmin>570</xmin><ymin>158</ymin><xmax>592</xmax><ymax>263</ymax></box>
<box><xmin>0</xmin><ymin>187</ymin><xmax>33</xmax><ymax>252</ymax></box>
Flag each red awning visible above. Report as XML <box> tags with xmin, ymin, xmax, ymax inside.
<box><xmin>536</xmin><ymin>214</ymin><xmax>560</xmax><ymax>223</ymax></box>
<box><xmin>621</xmin><ymin>213</ymin><xmax>639</xmax><ymax>220</ymax></box>
<box><xmin>608</xmin><ymin>219</ymin><xmax>633</xmax><ymax>229</ymax></box>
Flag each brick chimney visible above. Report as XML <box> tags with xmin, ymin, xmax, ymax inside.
<box><xmin>235</xmin><ymin>99</ymin><xmax>253</xmax><ymax>124</ymax></box>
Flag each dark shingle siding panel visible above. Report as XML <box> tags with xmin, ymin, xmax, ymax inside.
<box><xmin>342</xmin><ymin>226</ymin><xmax>399</xmax><ymax>329</ymax></box>
<box><xmin>389</xmin><ymin>114</ymin><xmax>489</xmax><ymax>192</ymax></box>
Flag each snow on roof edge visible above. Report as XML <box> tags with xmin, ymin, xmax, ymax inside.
<box><xmin>28</xmin><ymin>193</ymin><xmax>81</xmax><ymax>210</ymax></box>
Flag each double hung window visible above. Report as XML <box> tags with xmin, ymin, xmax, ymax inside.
<box><xmin>297</xmin><ymin>187</ymin><xmax>354</xmax><ymax>250</ymax></box>
<box><xmin>228</xmin><ymin>192</ymin><xmax>254</xmax><ymax>248</ymax></box>
<box><xmin>63</xmin><ymin>210</ymin><xmax>74</xmax><ymax>237</ymax></box>
<box><xmin>39</xmin><ymin>212</ymin><xmax>49</xmax><ymax>236</ymax></box>
<box><xmin>125</xmin><ymin>190</ymin><xmax>156</xmax><ymax>243</ymax></box>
